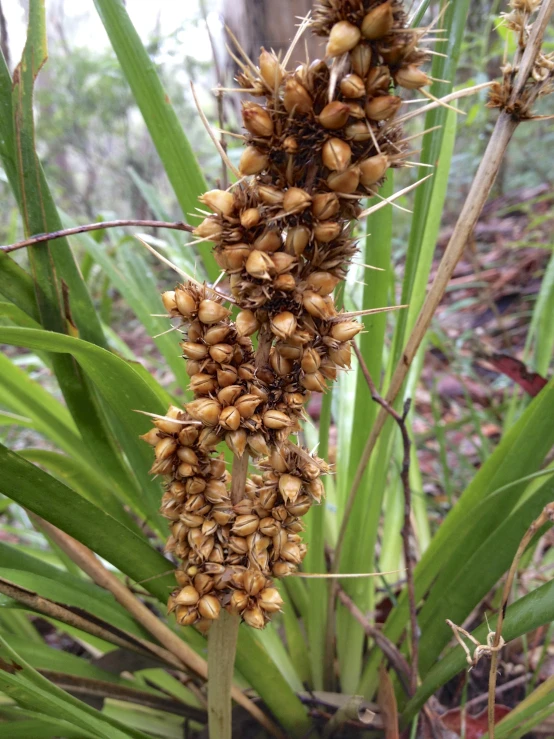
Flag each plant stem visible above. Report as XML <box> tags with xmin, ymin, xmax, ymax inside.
<box><xmin>0</xmin><ymin>219</ymin><xmax>194</xmax><ymax>253</ymax></box>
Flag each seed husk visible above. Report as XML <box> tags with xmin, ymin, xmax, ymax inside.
<box><xmin>194</xmin><ymin>217</ymin><xmax>223</xmax><ymax>240</ymax></box>
<box><xmin>259</xmin><ymin>48</ymin><xmax>284</xmax><ymax>91</ymax></box>
<box><xmin>361</xmin><ymin>1</ymin><xmax>394</xmax><ymax>40</ymax></box>
<box><xmin>239</xmin><ymin>146</ymin><xmax>269</xmax><ymax>175</ymax></box>
<box><xmin>327</xmin><ymin>167</ymin><xmax>360</xmax><ymax>193</ymax></box>
<box><xmin>235</xmin><ymin>394</ymin><xmax>261</xmax><ymax>418</ymax></box>
<box><xmin>395</xmin><ymin>65</ymin><xmax>431</xmax><ymax>90</ymax></box>
<box><xmin>312</xmin><ymin>192</ymin><xmax>340</xmax><ymax>220</ymax></box>
<box><xmin>175</xmin><ymin>289</ymin><xmax>197</xmax><ymax>317</ymax></box>
<box><xmin>219</xmin><ymin>405</ymin><xmax>241</xmax><ymax>432</ymax></box>
<box><xmin>326</xmin><ymin>20</ymin><xmax>362</xmax><ymax>57</ymax></box>
<box><xmin>258</xmin><ymin>185</ymin><xmax>284</xmax><ymax>205</ymax></box>
<box><xmin>283</xmin><ymin>187</ymin><xmax>312</xmax><ymax>213</ymax></box>
<box><xmin>246</xmin><ymin>250</ymin><xmax>274</xmax><ymax>280</ymax></box>
<box><xmin>254</xmin><ymin>229</ymin><xmax>281</xmax><ymax>252</ymax></box>
<box><xmin>283</xmin><ymin>78</ymin><xmax>313</xmax><ymax>114</ymax></box>
<box><xmin>359</xmin><ymin>154</ymin><xmax>390</xmax><ymax>187</ymax></box>
<box><xmin>198</xmin><ymin>299</ymin><xmax>230</xmax><ymax>325</ymax></box>
<box><xmin>301</xmin><ymin>371</ymin><xmax>327</xmax><ymax>392</ymax></box>
<box><xmin>263</xmin><ymin>410</ymin><xmax>292</xmax><ymax>430</ymax></box>
<box><xmin>319</xmin><ymin>101</ymin><xmax>351</xmax><ymax>130</ymax></box>
<box><xmin>259</xmin><ymin>587</ymin><xmax>284</xmax><ymax>612</ymax></box>
<box><xmin>350</xmin><ymin>43</ymin><xmax>372</xmax><ymax>77</ymax></box>
<box><xmin>270</xmin><ymin>311</ymin><xmax>297</xmax><ymax>340</ymax></box>
<box><xmin>285</xmin><ymin>225</ymin><xmax>311</xmax><ymax>256</ymax></box>
<box><xmin>365</xmin><ymin>95</ymin><xmax>402</xmax><ymax>121</ymax></box>
<box><xmin>162</xmin><ymin>291</ymin><xmax>177</xmax><ymax>313</ymax></box>
<box><xmin>243</xmin><ymin>605</ymin><xmax>265</xmax><ymax>629</ymax></box>
<box><xmin>242</xmin><ymin>102</ymin><xmax>274</xmax><ymax>137</ymax></box>
<box><xmin>236</xmin><ymin>309</ymin><xmax>259</xmax><ymax>337</ymax></box>
<box><xmin>313</xmin><ymin>221</ymin><xmax>341</xmax><ymax>243</ymax></box>
<box><xmin>200</xmin><ymin>189</ymin><xmax>235</xmax><ymax>216</ymax></box>
<box><xmin>198</xmin><ymin>594</ymin><xmax>221</xmax><ymax>620</ymax></box>
<box><xmin>203</xmin><ymin>324</ymin><xmax>231</xmax><ymax>345</ymax></box>
<box><xmin>306</xmin><ymin>271</ymin><xmax>340</xmax><ymax>295</ymax></box>
<box><xmin>186</xmin><ymin>398</ymin><xmax>221</xmax><ymax>426</ymax></box>
<box><xmin>340</xmin><ymin>73</ymin><xmax>366</xmax><ymax>98</ymax></box>
<box><xmin>322</xmin><ymin>137</ymin><xmax>352</xmax><ymax>171</ymax></box>
<box><xmin>181</xmin><ymin>342</ymin><xmax>209</xmax><ymax>360</ymax></box>
<box><xmin>331</xmin><ymin>320</ymin><xmax>363</xmax><ymax>342</ymax></box>
<box><xmin>240</xmin><ymin>207</ymin><xmax>260</xmax><ymax>229</ymax></box>
<box><xmin>209</xmin><ymin>344</ymin><xmax>234</xmax><ymax>364</ymax></box>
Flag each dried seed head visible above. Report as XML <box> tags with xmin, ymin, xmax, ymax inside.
<box><xmin>313</xmin><ymin>221</ymin><xmax>341</xmax><ymax>243</ymax></box>
<box><xmin>203</xmin><ymin>324</ymin><xmax>231</xmax><ymax>345</ymax></box>
<box><xmin>365</xmin><ymin>95</ymin><xmax>402</xmax><ymax>121</ymax></box>
<box><xmin>303</xmin><ymin>291</ymin><xmax>335</xmax><ymax>319</ymax></box>
<box><xmin>246</xmin><ymin>250</ymin><xmax>274</xmax><ymax>280</ymax></box>
<box><xmin>219</xmin><ymin>405</ymin><xmax>241</xmax><ymax>432</ymax></box>
<box><xmin>308</xmin><ymin>477</ymin><xmax>325</xmax><ymax>503</ymax></box>
<box><xmin>350</xmin><ymin>44</ymin><xmax>372</xmax><ymax>77</ymax></box>
<box><xmin>198</xmin><ymin>428</ymin><xmax>222</xmax><ymax>450</ymax></box>
<box><xmin>270</xmin><ymin>311</ymin><xmax>297</xmax><ymax>340</ymax></box>
<box><xmin>175</xmin><ymin>605</ymin><xmax>198</xmax><ymax>626</ymax></box>
<box><xmin>242</xmin><ymin>102</ymin><xmax>274</xmax><ymax>137</ymax></box>
<box><xmin>258</xmin><ymin>185</ymin><xmax>284</xmax><ymax>205</ymax></box>
<box><xmin>200</xmin><ymin>189</ymin><xmax>235</xmax><ymax>216</ymax></box>
<box><xmin>326</xmin><ymin>20</ymin><xmax>362</xmax><ymax>57</ymax></box>
<box><xmin>259</xmin><ymin>48</ymin><xmax>284</xmax><ymax>91</ymax></box>
<box><xmin>283</xmin><ymin>78</ymin><xmax>313</xmax><ymax>114</ymax></box>
<box><xmin>248</xmin><ymin>432</ymin><xmax>270</xmax><ymax>457</ymax></box>
<box><xmin>186</xmin><ymin>398</ymin><xmax>221</xmax><ymax>426</ymax></box>
<box><xmin>285</xmin><ymin>225</ymin><xmax>311</xmax><ymax>256</ymax></box>
<box><xmin>209</xmin><ymin>344</ymin><xmax>234</xmax><ymax>364</ymax></box>
<box><xmin>359</xmin><ymin>154</ymin><xmax>390</xmax><ymax>187</ymax></box>
<box><xmin>236</xmin><ymin>310</ymin><xmax>259</xmax><ymax>337</ymax></box>
<box><xmin>176</xmin><ymin>447</ymin><xmax>199</xmax><ymax>466</ymax></box>
<box><xmin>340</xmin><ymin>73</ymin><xmax>366</xmax><ymax>99</ymax></box>
<box><xmin>140</xmin><ymin>428</ymin><xmax>161</xmax><ymax>446</ymax></box>
<box><xmin>155</xmin><ymin>437</ymin><xmax>177</xmax><ymax>460</ymax></box>
<box><xmin>230</xmin><ymin>589</ymin><xmax>249</xmax><ymax>613</ymax></box>
<box><xmin>271</xmin><ymin>252</ymin><xmax>297</xmax><ymax>275</ymax></box>
<box><xmin>283</xmin><ymin>187</ymin><xmax>312</xmax><ymax>213</ymax></box>
<box><xmin>361</xmin><ymin>1</ymin><xmax>394</xmax><ymax>40</ymax></box>
<box><xmin>366</xmin><ymin>66</ymin><xmax>391</xmax><ymax>94</ymax></box>
<box><xmin>331</xmin><ymin>320</ymin><xmax>363</xmax><ymax>342</ymax></box>
<box><xmin>274</xmin><ymin>274</ymin><xmax>297</xmax><ymax>292</ymax></box>
<box><xmin>270</xmin><ymin>351</ymin><xmax>293</xmax><ymax>376</ymax></box>
<box><xmin>239</xmin><ymin>146</ymin><xmax>269</xmax><ymax>175</ymax></box>
<box><xmin>263</xmin><ymin>409</ymin><xmax>292</xmax><ymax>430</ymax></box>
<box><xmin>312</xmin><ymin>192</ymin><xmax>339</xmax><ymax>221</ymax></box>
<box><xmin>235</xmin><ymin>394</ymin><xmax>261</xmax><ymax>419</ymax></box>
<box><xmin>232</xmin><ymin>514</ymin><xmax>259</xmax><ymax>536</ymax></box>
<box><xmin>175</xmin><ymin>289</ymin><xmax>198</xmax><ymax>318</ymax></box>
<box><xmin>162</xmin><ymin>291</ymin><xmax>177</xmax><ymax>313</ymax></box>
<box><xmin>198</xmin><ymin>594</ymin><xmax>221</xmax><ymax>620</ymax></box>
<box><xmin>194</xmin><ymin>217</ymin><xmax>223</xmax><ymax>240</ymax></box>
<box><xmin>279</xmin><ymin>473</ymin><xmax>303</xmax><ymax>503</ymax></box>
<box><xmin>301</xmin><ymin>371</ymin><xmax>327</xmax><ymax>392</ymax></box>
<box><xmin>243</xmin><ymin>605</ymin><xmax>265</xmax><ymax>629</ymax></box>
<box><xmin>329</xmin><ymin>343</ymin><xmax>352</xmax><ymax>367</ymax></box>
<box><xmin>327</xmin><ymin>167</ymin><xmax>360</xmax><ymax>193</ymax></box>
<box><xmin>395</xmin><ymin>65</ymin><xmax>431</xmax><ymax>90</ymax></box>
<box><xmin>345</xmin><ymin>121</ymin><xmax>373</xmax><ymax>142</ymax></box>
<box><xmin>181</xmin><ymin>341</ymin><xmax>209</xmax><ymax>361</ymax></box>
<box><xmin>301</xmin><ymin>347</ymin><xmax>321</xmax><ymax>373</ymax></box>
<box><xmin>322</xmin><ymin>137</ymin><xmax>352</xmax><ymax>171</ymax></box>
<box><xmin>243</xmin><ymin>570</ymin><xmax>267</xmax><ymax>596</ymax></box>
<box><xmin>319</xmin><ymin>101</ymin><xmax>351</xmax><ymax>130</ymax></box>
<box><xmin>240</xmin><ymin>207</ymin><xmax>260</xmax><ymax>229</ymax></box>
<box><xmin>198</xmin><ymin>299</ymin><xmax>230</xmax><ymax>325</ymax></box>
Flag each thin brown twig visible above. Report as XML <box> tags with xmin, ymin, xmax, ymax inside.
<box><xmin>336</xmin><ymin>586</ymin><xmax>411</xmax><ymax>696</ymax></box>
<box><xmin>0</xmin><ymin>220</ymin><xmax>194</xmax><ymax>254</ymax></box>
<box><xmin>487</xmin><ymin>503</ymin><xmax>554</xmax><ymax>739</ymax></box>
<box><xmin>35</xmin><ymin>518</ymin><xmax>283</xmax><ymax>739</ymax></box>
<box><xmin>353</xmin><ymin>343</ymin><xmax>419</xmax><ymax>696</ymax></box>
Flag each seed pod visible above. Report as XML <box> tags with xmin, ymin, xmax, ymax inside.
<box><xmin>200</xmin><ymin>189</ymin><xmax>235</xmax><ymax>217</ymax></box>
<box><xmin>301</xmin><ymin>347</ymin><xmax>321</xmax><ymax>373</ymax></box>
<box><xmin>154</xmin><ymin>437</ymin><xmax>177</xmax><ymax>461</ymax></box>
<box><xmin>258</xmin><ymin>588</ymin><xmax>284</xmax><ymax>613</ymax></box>
<box><xmin>345</xmin><ymin>121</ymin><xmax>373</xmax><ymax>142</ymax></box>
<box><xmin>186</xmin><ymin>478</ymin><xmax>207</xmax><ymax>497</ymax></box>
<box><xmin>306</xmin><ymin>271</ymin><xmax>340</xmax><ymax>296</ymax></box>
<box><xmin>217</xmin><ymin>385</ymin><xmax>242</xmax><ymax>406</ymax></box>
<box><xmin>359</xmin><ymin>154</ymin><xmax>390</xmax><ymax>187</ymax></box>
<box><xmin>366</xmin><ymin>65</ymin><xmax>392</xmax><ymax>94</ymax></box>
<box><xmin>331</xmin><ymin>320</ymin><xmax>363</xmax><ymax>342</ymax></box>
<box><xmin>242</xmin><ymin>102</ymin><xmax>274</xmax><ymax>137</ymax></box>
<box><xmin>361</xmin><ymin>0</ymin><xmax>394</xmax><ymax>40</ymax></box>
<box><xmin>194</xmin><ymin>217</ymin><xmax>223</xmax><ymax>240</ymax></box>
<box><xmin>176</xmin><ymin>447</ymin><xmax>199</xmax><ymax>466</ymax></box>
<box><xmin>248</xmin><ymin>433</ymin><xmax>270</xmax><ymax>457</ymax></box>
<box><xmin>313</xmin><ymin>221</ymin><xmax>341</xmax><ymax>243</ymax></box>
<box><xmin>219</xmin><ymin>406</ymin><xmax>241</xmax><ymax>432</ymax></box>
<box><xmin>180</xmin><ymin>342</ymin><xmax>209</xmax><ymax>361</ymax></box>
<box><xmin>340</xmin><ymin>73</ymin><xmax>366</xmax><ymax>98</ymax></box>
<box><xmin>350</xmin><ymin>44</ymin><xmax>372</xmax><ymax>77</ymax></box>
<box><xmin>283</xmin><ymin>78</ymin><xmax>313</xmax><ymax>114</ymax></box>
<box><xmin>270</xmin><ymin>351</ymin><xmax>293</xmax><ymax>377</ymax></box>
<box><xmin>319</xmin><ymin>359</ymin><xmax>338</xmax><ymax>380</ymax></box>
<box><xmin>209</xmin><ymin>344</ymin><xmax>234</xmax><ymax>364</ymax></box>
<box><xmin>326</xmin><ymin>20</ymin><xmax>361</xmax><ymax>57</ymax></box>
<box><xmin>308</xmin><ymin>477</ymin><xmax>325</xmax><ymax>503</ymax></box>
<box><xmin>271</xmin><ymin>253</ymin><xmax>297</xmax><ymax>275</ymax></box>
<box><xmin>365</xmin><ymin>95</ymin><xmax>402</xmax><ymax>121</ymax></box>
<box><xmin>281</xmin><ymin>542</ymin><xmax>302</xmax><ymax>564</ymax></box>
<box><xmin>303</xmin><ymin>291</ymin><xmax>333</xmax><ymax>319</ymax></box>
<box><xmin>322</xmin><ymin>137</ymin><xmax>352</xmax><ymax>171</ymax></box>
<box><xmin>240</xmin><ymin>207</ymin><xmax>260</xmax><ymax>229</ymax></box>
<box><xmin>140</xmin><ymin>428</ymin><xmax>160</xmax><ymax>446</ymax></box>
<box><xmin>187</xmin><ymin>320</ymin><xmax>203</xmax><ymax>343</ymax></box>
<box><xmin>254</xmin><ymin>229</ymin><xmax>281</xmax><ymax>252</ymax></box>
<box><xmin>328</xmin><ymin>162</ymin><xmax>361</xmax><ymax>192</ymax></box>
<box><xmin>395</xmin><ymin>65</ymin><xmax>430</xmax><ymax>90</ymax></box>
<box><xmin>162</xmin><ymin>291</ymin><xmax>177</xmax><ymax>313</ymax></box>
<box><xmin>204</xmin><ymin>324</ymin><xmax>231</xmax><ymax>346</ymax></box>
<box><xmin>246</xmin><ymin>250</ymin><xmax>274</xmax><ymax>280</ymax></box>
<box><xmin>270</xmin><ymin>312</ymin><xmax>297</xmax><ymax>340</ymax></box>
<box><xmin>232</xmin><ymin>514</ymin><xmax>260</xmax><ymax>538</ymax></box>
<box><xmin>186</xmin><ymin>398</ymin><xmax>221</xmax><ymax>426</ymax></box>
<box><xmin>258</xmin><ymin>184</ymin><xmax>284</xmax><ymax>205</ymax></box>
<box><xmin>273</xmin><ymin>560</ymin><xmax>295</xmax><ymax>577</ymax></box>
<box><xmin>235</xmin><ymin>310</ymin><xmax>259</xmax><ymax>337</ymax></box>
<box><xmin>263</xmin><ymin>410</ymin><xmax>292</xmax><ymax>430</ymax></box>
<box><xmin>312</xmin><ymin>192</ymin><xmax>340</xmax><ymax>220</ymax></box>
<box><xmin>198</xmin><ymin>299</ymin><xmax>230</xmax><ymax>325</ymax></box>
<box><xmin>243</xmin><ymin>605</ymin><xmax>265</xmax><ymax>629</ymax></box>
<box><xmin>175</xmin><ymin>605</ymin><xmax>198</xmax><ymax>626</ymax></box>
<box><xmin>285</xmin><ymin>225</ymin><xmax>311</xmax><ymax>256</ymax></box>
<box><xmin>301</xmin><ymin>371</ymin><xmax>327</xmax><ymax>392</ymax></box>
<box><xmin>287</xmin><ymin>495</ymin><xmax>312</xmax><ymax>516</ymax></box>
<box><xmin>175</xmin><ymin>289</ymin><xmax>197</xmax><ymax>318</ymax></box>
<box><xmin>243</xmin><ymin>570</ymin><xmax>267</xmax><ymax>596</ymax></box>
<box><xmin>234</xmin><ymin>394</ymin><xmax>261</xmax><ymax>419</ymax></box>
<box><xmin>283</xmin><ymin>187</ymin><xmax>311</xmax><ymax>213</ymax></box>
<box><xmin>319</xmin><ymin>101</ymin><xmax>351</xmax><ymax>130</ymax></box>
<box><xmin>198</xmin><ymin>427</ymin><xmax>222</xmax><ymax>450</ymax></box>
<box><xmin>239</xmin><ymin>146</ymin><xmax>269</xmax><ymax>175</ymax></box>
<box><xmin>259</xmin><ymin>48</ymin><xmax>284</xmax><ymax>91</ymax></box>
<box><xmin>274</xmin><ymin>274</ymin><xmax>296</xmax><ymax>292</ymax></box>
<box><xmin>230</xmin><ymin>589</ymin><xmax>249</xmax><ymax>613</ymax></box>
<box><xmin>329</xmin><ymin>342</ymin><xmax>352</xmax><ymax>367</ymax></box>
<box><xmin>279</xmin><ymin>474</ymin><xmax>303</xmax><ymax>503</ymax></box>
<box><xmin>198</xmin><ymin>594</ymin><xmax>221</xmax><ymax>620</ymax></box>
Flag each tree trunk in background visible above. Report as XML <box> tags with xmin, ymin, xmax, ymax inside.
<box><xmin>222</xmin><ymin>0</ymin><xmax>325</xmax><ymax>79</ymax></box>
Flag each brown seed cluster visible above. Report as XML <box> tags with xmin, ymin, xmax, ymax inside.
<box><xmin>144</xmin><ymin>0</ymin><xmax>429</xmax><ymax>629</ymax></box>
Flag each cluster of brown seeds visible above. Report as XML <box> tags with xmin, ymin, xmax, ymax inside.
<box><xmin>144</xmin><ymin>0</ymin><xmax>430</xmax><ymax>629</ymax></box>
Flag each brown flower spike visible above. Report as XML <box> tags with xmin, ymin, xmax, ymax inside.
<box><xmin>143</xmin><ymin>0</ymin><xmax>431</xmax><ymax>629</ymax></box>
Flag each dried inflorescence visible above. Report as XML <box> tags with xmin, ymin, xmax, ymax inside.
<box><xmin>489</xmin><ymin>0</ymin><xmax>554</xmax><ymax>116</ymax></box>
<box><xmin>143</xmin><ymin>0</ymin><xmax>430</xmax><ymax>629</ymax></box>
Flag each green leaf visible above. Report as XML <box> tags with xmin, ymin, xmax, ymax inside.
<box><xmin>401</xmin><ymin>579</ymin><xmax>554</xmax><ymax>722</ymax></box>
<box><xmin>0</xmin><ymin>445</ymin><xmax>175</xmax><ymax>600</ymax></box>
<box><xmin>0</xmin><ymin>635</ymin><xmax>149</xmax><ymax>739</ymax></box>
<box><xmin>92</xmin><ymin>0</ymin><xmax>219</xmax><ymax>281</ymax></box>
<box><xmin>0</xmin><ymin>717</ymin><xmax>86</xmax><ymax>739</ymax></box>
<box><xmin>0</xmin><ymin>256</ymin><xmax>40</xmax><ymax>324</ymax></box>
<box><xmin>0</xmin><ymin>326</ymin><xmax>172</xmax><ymax>535</ymax></box>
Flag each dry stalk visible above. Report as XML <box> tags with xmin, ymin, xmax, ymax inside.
<box><xmin>487</xmin><ymin>502</ymin><xmax>554</xmax><ymax>738</ymax></box>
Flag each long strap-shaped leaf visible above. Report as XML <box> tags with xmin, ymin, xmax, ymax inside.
<box><xmin>93</xmin><ymin>0</ymin><xmax>219</xmax><ymax>281</ymax></box>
